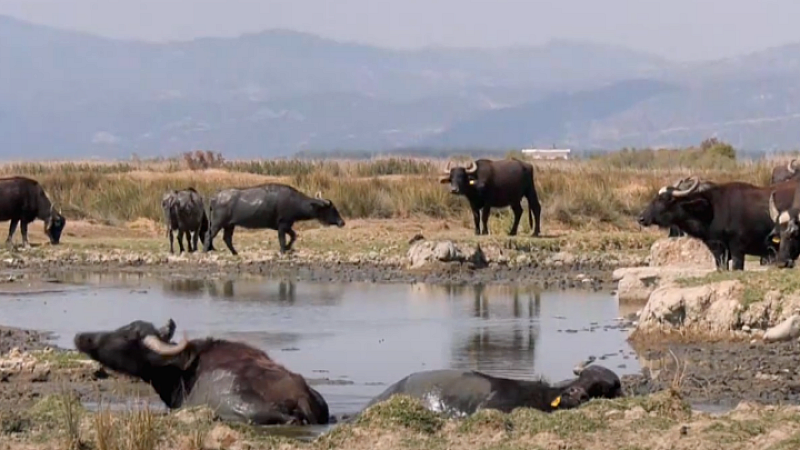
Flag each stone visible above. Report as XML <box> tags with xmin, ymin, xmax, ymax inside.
<box><xmin>636</xmin><ymin>280</ymin><xmax>745</xmax><ymax>334</ymax></box>
<box><xmin>649</xmin><ymin>237</ymin><xmax>716</xmax><ymax>269</ymax></box>
<box><xmin>763</xmin><ymin>315</ymin><xmax>800</xmax><ymax>343</ymax></box>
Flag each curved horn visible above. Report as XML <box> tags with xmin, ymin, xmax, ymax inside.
<box><xmin>789</xmin><ymin>159</ymin><xmax>798</xmax><ymax>174</ymax></box>
<box><xmin>465</xmin><ymin>160</ymin><xmax>478</xmax><ymax>174</ymax></box>
<box><xmin>142</xmin><ymin>333</ymin><xmax>188</xmax><ymax>356</ymax></box>
<box><xmin>441</xmin><ymin>161</ymin><xmax>452</xmax><ymax>174</ymax></box>
<box><xmin>671</xmin><ymin>177</ymin><xmax>699</xmax><ymax>198</ymax></box>
<box><xmin>769</xmin><ymin>191</ymin><xmax>780</xmax><ymax>222</ymax></box>
<box><xmin>315</xmin><ymin>191</ymin><xmax>323</xmax><ymax>199</ymax></box>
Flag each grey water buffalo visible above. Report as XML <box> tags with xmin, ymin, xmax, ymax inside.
<box><xmin>73</xmin><ymin>319</ymin><xmax>330</xmax><ymax>425</ymax></box>
<box><xmin>439</xmin><ymin>158</ymin><xmax>541</xmax><ymax>236</ymax></box>
<box><xmin>161</xmin><ymin>187</ymin><xmax>210</xmax><ymax>253</ymax></box>
<box><xmin>767</xmin><ymin>187</ymin><xmax>800</xmax><ymax>268</ymax></box>
<box><xmin>0</xmin><ymin>176</ymin><xmax>66</xmax><ymax>247</ymax></box>
<box><xmin>359</xmin><ymin>364</ymin><xmax>622</xmax><ymax>418</ymax></box>
<box><xmin>638</xmin><ymin>176</ymin><xmax>798</xmax><ymax>270</ymax></box>
<box><xmin>771</xmin><ymin>159</ymin><xmax>800</xmax><ymax>184</ymax></box>
<box><xmin>203</xmin><ymin>183</ymin><xmax>345</xmax><ymax>255</ymax></box>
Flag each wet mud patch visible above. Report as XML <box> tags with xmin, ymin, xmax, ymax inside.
<box><xmin>623</xmin><ymin>340</ymin><xmax>800</xmax><ymax>409</ymax></box>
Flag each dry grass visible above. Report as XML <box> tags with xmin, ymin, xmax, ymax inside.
<box><xmin>0</xmin><ymin>143</ymin><xmax>783</xmax><ymax>232</ymax></box>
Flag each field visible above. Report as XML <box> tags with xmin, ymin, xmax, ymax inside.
<box><xmin>0</xmin><ymin>142</ymin><xmax>775</xmax><ymax>233</ymax></box>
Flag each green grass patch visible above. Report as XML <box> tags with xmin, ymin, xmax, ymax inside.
<box><xmin>677</xmin><ymin>269</ymin><xmax>800</xmax><ymax>308</ymax></box>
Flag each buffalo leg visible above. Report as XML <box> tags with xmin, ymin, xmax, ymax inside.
<box><xmin>19</xmin><ymin>221</ymin><xmax>30</xmax><ymax>248</ymax></box>
<box><xmin>222</xmin><ymin>225</ymin><xmax>237</xmax><ymax>255</ymax></box>
<box><xmin>277</xmin><ymin>224</ymin><xmax>297</xmax><ymax>253</ymax></box>
<box><xmin>204</xmin><ymin>224</ymin><xmax>220</xmax><ymax>253</ymax></box>
<box><xmin>168</xmin><ymin>228</ymin><xmax>175</xmax><ymax>254</ymax></box>
<box><xmin>190</xmin><ymin>229</ymin><xmax>199</xmax><ymax>253</ymax></box>
<box><xmin>177</xmin><ymin>230</ymin><xmax>187</xmax><ymax>254</ymax></box>
<box><xmin>6</xmin><ymin>219</ymin><xmax>18</xmax><ymax>247</ymax></box>
<box><xmin>509</xmin><ymin>202</ymin><xmax>523</xmax><ymax>236</ymax></box>
<box><xmin>471</xmin><ymin>208</ymin><xmax>481</xmax><ymax>235</ymax></box>
<box><xmin>526</xmin><ymin>189</ymin><xmax>542</xmax><ymax>237</ymax></box>
<box><xmin>480</xmin><ymin>206</ymin><xmax>491</xmax><ymax>235</ymax></box>
<box><xmin>730</xmin><ymin>248</ymin><xmax>746</xmax><ymax>271</ymax></box>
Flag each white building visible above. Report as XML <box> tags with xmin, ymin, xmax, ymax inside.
<box><xmin>521</xmin><ymin>148</ymin><xmax>571</xmax><ymax>160</ymax></box>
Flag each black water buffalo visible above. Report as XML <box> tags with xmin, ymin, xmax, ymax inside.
<box><xmin>73</xmin><ymin>319</ymin><xmax>330</xmax><ymax>425</ymax></box>
<box><xmin>0</xmin><ymin>176</ymin><xmax>66</xmax><ymax>247</ymax></box>
<box><xmin>359</xmin><ymin>364</ymin><xmax>622</xmax><ymax>418</ymax></box>
<box><xmin>203</xmin><ymin>183</ymin><xmax>345</xmax><ymax>255</ymax></box>
<box><xmin>655</xmin><ymin>177</ymin><xmax>718</xmax><ymax>239</ymax></box>
<box><xmin>771</xmin><ymin>159</ymin><xmax>800</xmax><ymax>184</ymax></box>
<box><xmin>161</xmin><ymin>187</ymin><xmax>210</xmax><ymax>253</ymax></box>
<box><xmin>439</xmin><ymin>158</ymin><xmax>541</xmax><ymax>236</ymax></box>
<box><xmin>638</xmin><ymin>176</ymin><xmax>798</xmax><ymax>270</ymax></box>
<box><xmin>767</xmin><ymin>188</ymin><xmax>800</xmax><ymax>268</ymax></box>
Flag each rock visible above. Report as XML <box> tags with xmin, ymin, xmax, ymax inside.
<box><xmin>515</xmin><ymin>254</ymin><xmax>531</xmax><ymax>266</ymax></box>
<box><xmin>636</xmin><ymin>280</ymin><xmax>745</xmax><ymax>334</ymax></box>
<box><xmin>742</xmin><ymin>325</ymin><xmax>751</xmax><ymax>332</ymax></box>
<box><xmin>406</xmin><ymin>240</ymin><xmax>463</xmax><ymax>269</ymax></box>
<box><xmin>612</xmin><ymin>266</ymin><xmax>715</xmax><ymax>302</ymax></box>
<box><xmin>649</xmin><ymin>237</ymin><xmax>716</xmax><ymax>269</ymax></box>
<box><xmin>763</xmin><ymin>315</ymin><xmax>800</xmax><ymax>342</ymax></box>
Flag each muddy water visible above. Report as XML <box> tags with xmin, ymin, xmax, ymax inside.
<box><xmin>0</xmin><ymin>273</ymin><xmax>638</xmax><ymax>418</ymax></box>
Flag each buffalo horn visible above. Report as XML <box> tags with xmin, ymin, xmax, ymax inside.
<box><xmin>315</xmin><ymin>191</ymin><xmax>323</xmax><ymax>199</ymax></box>
<box><xmin>671</xmin><ymin>177</ymin><xmax>699</xmax><ymax>198</ymax></box>
<box><xmin>465</xmin><ymin>160</ymin><xmax>478</xmax><ymax>174</ymax></box>
<box><xmin>441</xmin><ymin>160</ymin><xmax>452</xmax><ymax>174</ymax></box>
<box><xmin>142</xmin><ymin>333</ymin><xmax>189</xmax><ymax>356</ymax></box>
<box><xmin>789</xmin><ymin>159</ymin><xmax>798</xmax><ymax>174</ymax></box>
<box><xmin>769</xmin><ymin>191</ymin><xmax>781</xmax><ymax>223</ymax></box>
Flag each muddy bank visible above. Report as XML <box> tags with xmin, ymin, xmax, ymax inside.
<box><xmin>624</xmin><ymin>339</ymin><xmax>800</xmax><ymax>409</ymax></box>
<box><xmin>0</xmin><ymin>253</ymin><xmax>645</xmax><ymax>289</ymax></box>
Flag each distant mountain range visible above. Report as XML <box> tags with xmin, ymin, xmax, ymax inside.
<box><xmin>3</xmin><ymin>14</ymin><xmax>800</xmax><ymax>159</ymax></box>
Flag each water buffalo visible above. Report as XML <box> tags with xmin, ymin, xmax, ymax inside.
<box><xmin>359</xmin><ymin>364</ymin><xmax>622</xmax><ymax>418</ymax></box>
<box><xmin>638</xmin><ymin>176</ymin><xmax>797</xmax><ymax>270</ymax></box>
<box><xmin>0</xmin><ymin>176</ymin><xmax>66</xmax><ymax>247</ymax></box>
<box><xmin>767</xmin><ymin>188</ymin><xmax>800</xmax><ymax>268</ymax></box>
<box><xmin>771</xmin><ymin>159</ymin><xmax>800</xmax><ymax>184</ymax></box>
<box><xmin>73</xmin><ymin>319</ymin><xmax>330</xmax><ymax>425</ymax></box>
<box><xmin>439</xmin><ymin>158</ymin><xmax>541</xmax><ymax>236</ymax></box>
<box><xmin>161</xmin><ymin>187</ymin><xmax>210</xmax><ymax>254</ymax></box>
<box><xmin>203</xmin><ymin>183</ymin><xmax>345</xmax><ymax>255</ymax></box>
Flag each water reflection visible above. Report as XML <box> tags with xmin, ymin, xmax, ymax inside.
<box><xmin>450</xmin><ymin>284</ymin><xmax>541</xmax><ymax>374</ymax></box>
<box><xmin>161</xmin><ymin>278</ymin><xmax>340</xmax><ymax>305</ymax></box>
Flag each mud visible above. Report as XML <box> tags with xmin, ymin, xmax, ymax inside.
<box><xmin>3</xmin><ymin>259</ymin><xmax>629</xmax><ymax>291</ymax></box>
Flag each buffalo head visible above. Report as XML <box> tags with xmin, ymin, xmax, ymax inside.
<box><xmin>313</xmin><ymin>192</ymin><xmax>346</xmax><ymax>228</ymax></box>
<box><xmin>439</xmin><ymin>160</ymin><xmax>479</xmax><ymax>195</ymax></box>
<box><xmin>74</xmin><ymin>319</ymin><xmax>191</xmax><ymax>381</ymax></box>
<box><xmin>44</xmin><ymin>205</ymin><xmax>66</xmax><ymax>245</ymax></box>
<box><xmin>768</xmin><ymin>191</ymin><xmax>800</xmax><ymax>268</ymax></box>
<box><xmin>638</xmin><ymin>177</ymin><xmax>710</xmax><ymax>230</ymax></box>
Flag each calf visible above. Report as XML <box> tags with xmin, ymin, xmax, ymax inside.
<box><xmin>161</xmin><ymin>188</ymin><xmax>209</xmax><ymax>253</ymax></box>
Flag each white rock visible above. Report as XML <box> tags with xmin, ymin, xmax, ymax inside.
<box><xmin>763</xmin><ymin>314</ymin><xmax>800</xmax><ymax>342</ymax></box>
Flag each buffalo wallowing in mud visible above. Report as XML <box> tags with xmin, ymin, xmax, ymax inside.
<box><xmin>73</xmin><ymin>319</ymin><xmax>330</xmax><ymax>425</ymax></box>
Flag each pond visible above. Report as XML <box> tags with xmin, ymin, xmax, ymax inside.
<box><xmin>0</xmin><ymin>272</ymin><xmax>639</xmax><ymax>419</ymax></box>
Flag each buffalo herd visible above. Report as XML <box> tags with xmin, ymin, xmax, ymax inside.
<box><xmin>4</xmin><ymin>156</ymin><xmax>800</xmax><ymax>268</ymax></box>
<box><xmin>6</xmin><ymin>156</ymin><xmax>800</xmax><ymax>428</ymax></box>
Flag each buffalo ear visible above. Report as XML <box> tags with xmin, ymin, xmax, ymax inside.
<box><xmin>438</xmin><ymin>176</ymin><xmax>450</xmax><ymax>184</ymax></box>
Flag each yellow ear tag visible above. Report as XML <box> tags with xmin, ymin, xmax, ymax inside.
<box><xmin>773</xmin><ymin>236</ymin><xmax>781</xmax><ymax>244</ymax></box>
<box><xmin>551</xmin><ymin>396</ymin><xmax>561</xmax><ymax>408</ymax></box>
<box><xmin>469</xmin><ymin>180</ymin><xmax>476</xmax><ymax>185</ymax></box>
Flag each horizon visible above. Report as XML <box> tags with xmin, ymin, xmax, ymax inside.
<box><xmin>2</xmin><ymin>0</ymin><xmax>800</xmax><ymax>62</ymax></box>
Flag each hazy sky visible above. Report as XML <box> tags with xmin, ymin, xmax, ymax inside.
<box><xmin>1</xmin><ymin>0</ymin><xmax>799</xmax><ymax>61</ymax></box>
